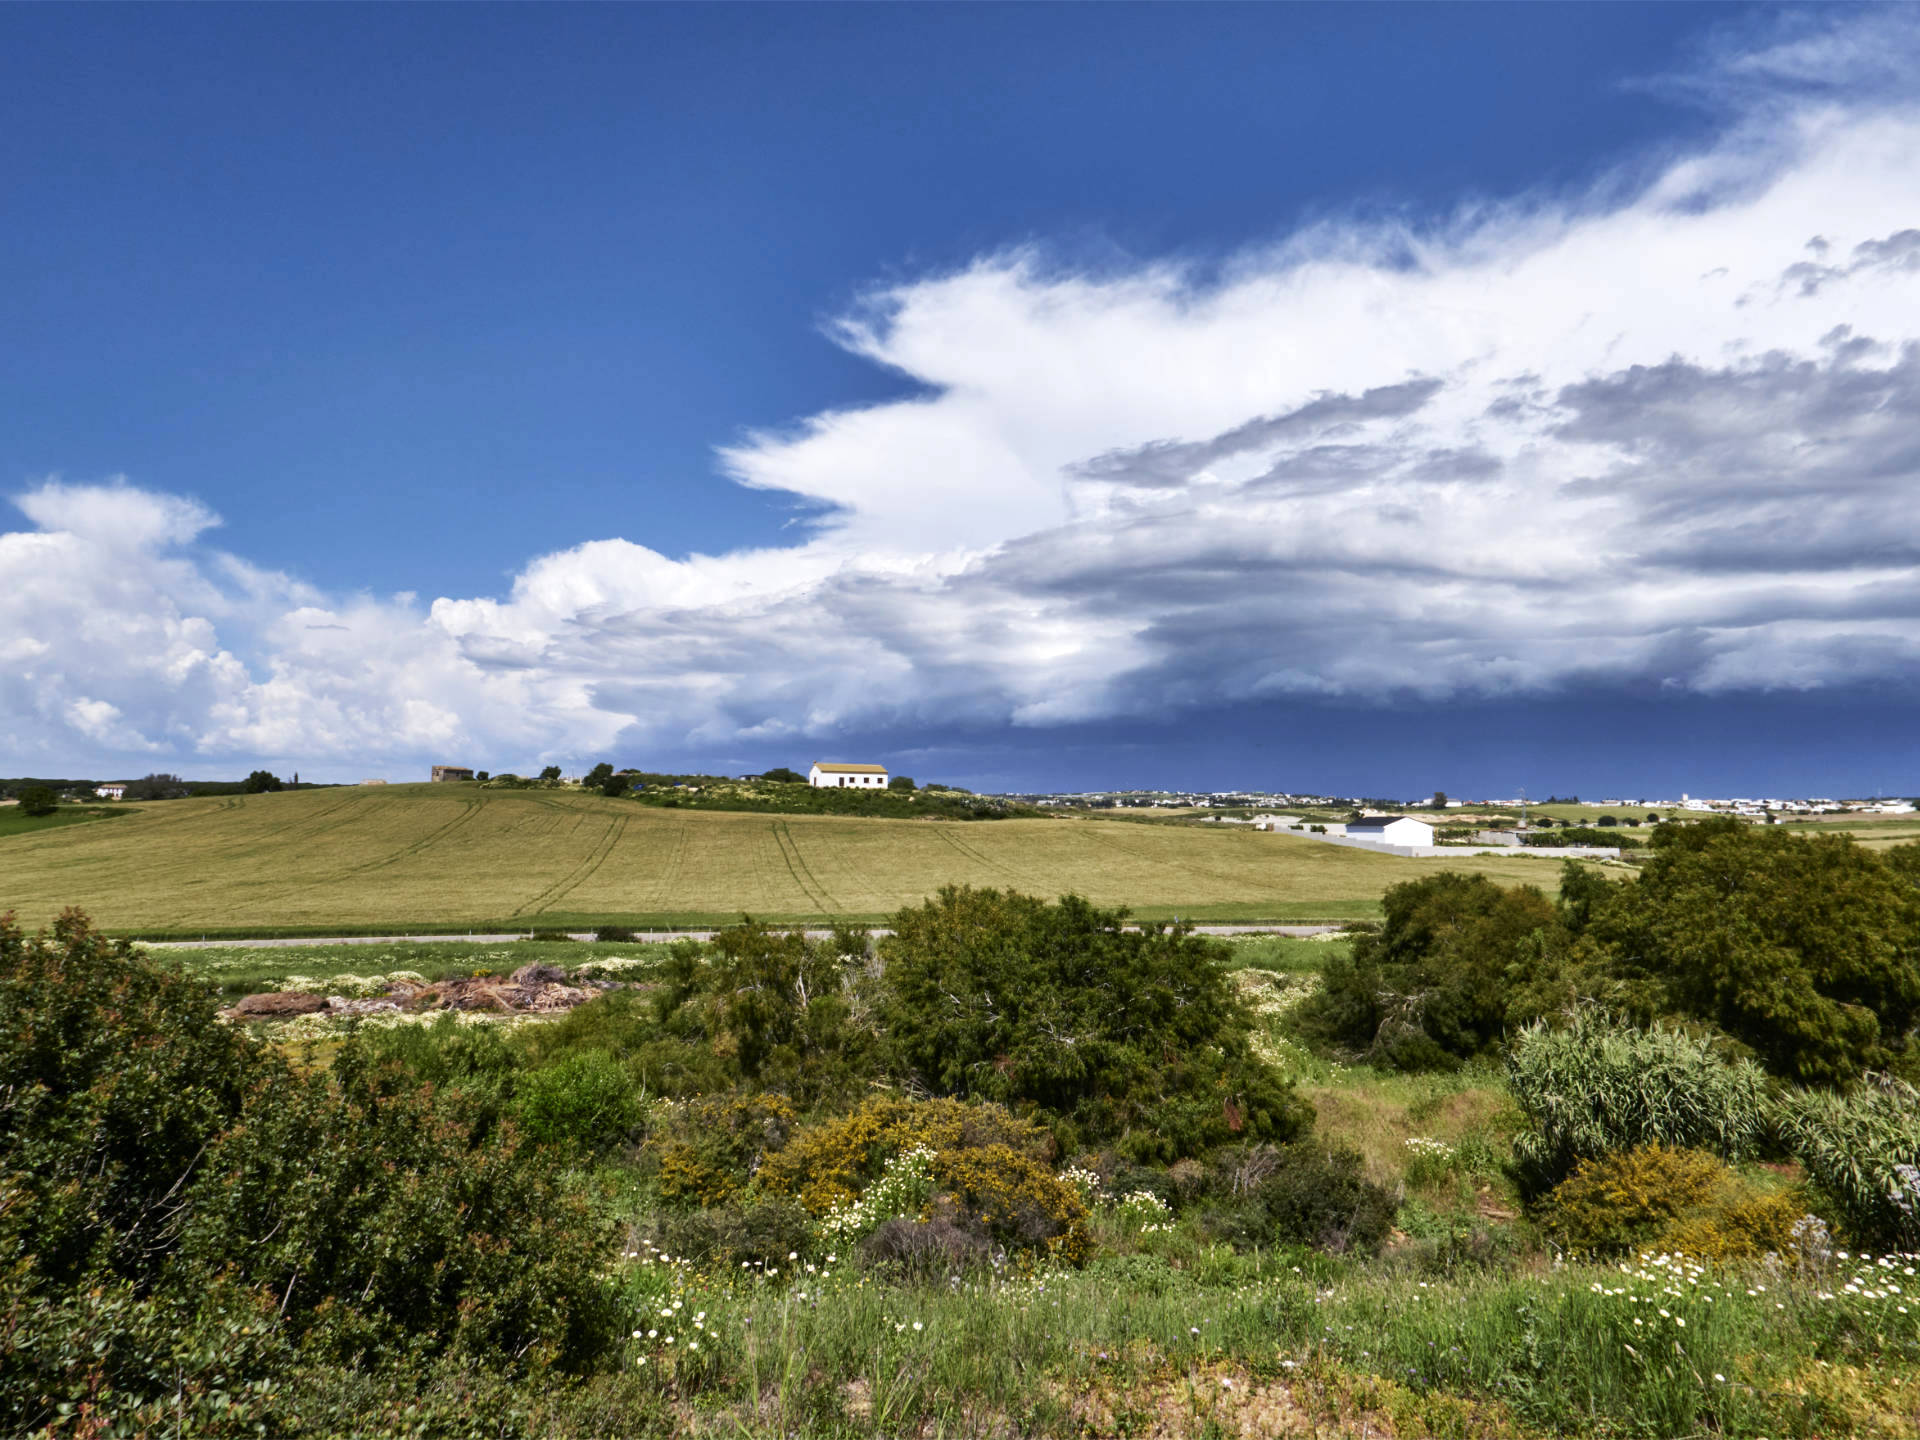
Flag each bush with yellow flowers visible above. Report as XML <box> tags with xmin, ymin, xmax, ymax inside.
<box><xmin>1543</xmin><ymin>1144</ymin><xmax>1808</xmax><ymax>1258</ymax></box>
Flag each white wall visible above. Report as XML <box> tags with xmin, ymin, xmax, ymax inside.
<box><xmin>809</xmin><ymin>765</ymin><xmax>888</xmax><ymax>788</ymax></box>
<box><xmin>1353</xmin><ymin>817</ymin><xmax>1434</xmax><ymax>845</ymax></box>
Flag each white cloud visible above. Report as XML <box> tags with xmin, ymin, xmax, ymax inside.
<box><xmin>7</xmin><ymin>13</ymin><xmax>1920</xmax><ymax>774</ymax></box>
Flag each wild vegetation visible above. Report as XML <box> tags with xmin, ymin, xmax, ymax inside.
<box><xmin>6</xmin><ymin>823</ymin><xmax>1917</xmax><ymax>1439</ymax></box>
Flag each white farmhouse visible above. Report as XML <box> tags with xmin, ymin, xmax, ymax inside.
<box><xmin>809</xmin><ymin>762</ymin><xmax>889</xmax><ymax>789</ymax></box>
<box><xmin>1346</xmin><ymin>815</ymin><xmax>1435</xmax><ymax>846</ymax></box>
<box><xmin>95</xmin><ymin>783</ymin><xmax>127</xmax><ymax>800</ymax></box>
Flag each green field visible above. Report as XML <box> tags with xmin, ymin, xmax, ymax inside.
<box><xmin>0</xmin><ymin>783</ymin><xmax>1586</xmax><ymax>935</ymax></box>
<box><xmin>0</xmin><ymin>803</ymin><xmax>129</xmax><ymax>841</ymax></box>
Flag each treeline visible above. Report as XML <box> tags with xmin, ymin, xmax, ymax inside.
<box><xmin>1</xmin><ymin>772</ymin><xmax>328</xmax><ymax>802</ymax></box>
<box><xmin>482</xmin><ymin>764</ymin><xmax>1035</xmax><ymax>821</ymax></box>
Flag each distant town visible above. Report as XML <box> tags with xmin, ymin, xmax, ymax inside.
<box><xmin>996</xmin><ymin>788</ymin><xmax>1918</xmax><ymax>817</ymax></box>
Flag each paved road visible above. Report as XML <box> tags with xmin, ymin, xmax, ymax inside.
<box><xmin>141</xmin><ymin>923</ymin><xmax>1345</xmax><ymax>950</ymax></box>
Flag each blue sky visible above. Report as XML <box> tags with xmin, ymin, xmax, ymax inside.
<box><xmin>6</xmin><ymin>4</ymin><xmax>1920</xmax><ymax>796</ymax></box>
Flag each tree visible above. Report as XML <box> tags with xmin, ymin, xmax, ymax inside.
<box><xmin>1591</xmin><ymin>819</ymin><xmax>1920</xmax><ymax>1086</ymax></box>
<box><xmin>1299</xmin><ymin>872</ymin><xmax>1587</xmax><ymax>1069</ymax></box>
<box><xmin>889</xmin><ymin>775</ymin><xmax>917</xmax><ymax>791</ymax></box>
<box><xmin>122</xmin><ymin>773</ymin><xmax>186</xmax><ymax>801</ymax></box>
<box><xmin>583</xmin><ymin>762</ymin><xmax>615</xmax><ymax>788</ymax></box>
<box><xmin>16</xmin><ymin>785</ymin><xmax>57</xmax><ymax>817</ymax></box>
<box><xmin>1596</xmin><ymin>814</ymin><xmax>1617</xmax><ymax>827</ymax></box>
<box><xmin>761</xmin><ymin>767</ymin><xmax>804</xmax><ymax>784</ymax></box>
<box><xmin>1432</xmin><ymin>790</ymin><xmax>1447</xmax><ymax>809</ymax></box>
<box><xmin>878</xmin><ymin>887</ymin><xmax>1311</xmax><ymax>1161</ymax></box>
<box><xmin>476</xmin><ymin>770</ymin><xmax>491</xmax><ymax>782</ymax></box>
<box><xmin>242</xmin><ymin>769</ymin><xmax>283</xmax><ymax>794</ymax></box>
<box><xmin>539</xmin><ymin>765</ymin><xmax>563</xmax><ymax>782</ymax></box>
<box><xmin>599</xmin><ymin>773</ymin><xmax>630</xmax><ymax>798</ymax></box>
<box><xmin>1555</xmin><ymin>860</ymin><xmax>1614</xmax><ymax>935</ymax></box>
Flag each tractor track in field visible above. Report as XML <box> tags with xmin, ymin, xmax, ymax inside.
<box><xmin>328</xmin><ymin>796</ymin><xmax>488</xmax><ymax>881</ymax></box>
<box><xmin>513</xmin><ymin>813</ymin><xmax>629</xmax><ymax>918</ymax></box>
<box><xmin>652</xmin><ymin>816</ymin><xmax>690</xmax><ymax>910</ymax></box>
<box><xmin>931</xmin><ymin>825</ymin><xmax>1030</xmax><ymax>888</ymax></box>
<box><xmin>771</xmin><ymin>821</ymin><xmax>839</xmax><ymax>912</ymax></box>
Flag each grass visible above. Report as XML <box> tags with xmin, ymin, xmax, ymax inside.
<box><xmin>590</xmin><ymin>1233</ymin><xmax>1919</xmax><ymax>1438</ymax></box>
<box><xmin>0</xmin><ymin>803</ymin><xmax>130</xmax><ymax>840</ymax></box>
<box><xmin>3</xmin><ymin>783</ymin><xmax>1593</xmax><ymax>935</ymax></box>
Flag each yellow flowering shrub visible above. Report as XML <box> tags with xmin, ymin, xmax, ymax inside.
<box><xmin>757</xmin><ymin>1095</ymin><xmax>1048</xmax><ymax>1213</ymax></box>
<box><xmin>1543</xmin><ymin>1143</ymin><xmax>1805</xmax><ymax>1258</ymax></box>
<box><xmin>931</xmin><ymin>1143</ymin><xmax>1092</xmax><ymax>1266</ymax></box>
<box><xmin>1661</xmin><ymin>1188</ymin><xmax>1805</xmax><ymax>1261</ymax></box>
<box><xmin>652</xmin><ymin>1092</ymin><xmax>796</xmax><ymax>1208</ymax></box>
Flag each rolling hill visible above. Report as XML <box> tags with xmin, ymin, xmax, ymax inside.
<box><xmin>0</xmin><ymin>783</ymin><xmax>1588</xmax><ymax>935</ymax></box>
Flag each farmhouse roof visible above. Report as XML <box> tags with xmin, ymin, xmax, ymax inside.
<box><xmin>813</xmin><ymin>762</ymin><xmax>888</xmax><ymax>774</ymax></box>
<box><xmin>1348</xmin><ymin>815</ymin><xmax>1420</xmax><ymax>829</ymax></box>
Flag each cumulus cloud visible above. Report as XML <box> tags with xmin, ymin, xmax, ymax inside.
<box><xmin>7</xmin><ymin>10</ymin><xmax>1920</xmax><ymax>773</ymax></box>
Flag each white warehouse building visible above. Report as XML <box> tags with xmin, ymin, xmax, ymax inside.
<box><xmin>809</xmin><ymin>762</ymin><xmax>889</xmax><ymax>789</ymax></box>
<box><xmin>1346</xmin><ymin>815</ymin><xmax>1435</xmax><ymax>846</ymax></box>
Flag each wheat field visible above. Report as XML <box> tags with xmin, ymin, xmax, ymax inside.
<box><xmin>0</xmin><ymin>783</ymin><xmax>1585</xmax><ymax>934</ymax></box>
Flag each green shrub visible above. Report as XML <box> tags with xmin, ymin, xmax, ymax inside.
<box><xmin>879</xmin><ymin>887</ymin><xmax>1311</xmax><ymax>1160</ymax></box>
<box><xmin>0</xmin><ymin>910</ymin><xmax>627</xmax><ymax>1436</ymax></box>
<box><xmin>1505</xmin><ymin>1010</ymin><xmax>1770</xmax><ymax>1191</ymax></box>
<box><xmin>1775</xmin><ymin>1074</ymin><xmax>1920</xmax><ymax>1251</ymax></box>
<box><xmin>1524</xmin><ymin>826</ymin><xmax>1641</xmax><ymax>848</ymax></box>
<box><xmin>513</xmin><ymin>1048</ymin><xmax>640</xmax><ymax>1151</ymax></box>
<box><xmin>177</xmin><ymin>1040</ymin><xmax>625</xmax><ymax>1369</ymax></box>
<box><xmin>1297</xmin><ymin>872</ymin><xmax>1588</xmax><ymax>1070</ymax></box>
<box><xmin>653</xmin><ymin>1197</ymin><xmax>816</xmax><ymax>1269</ymax></box>
<box><xmin>356</xmin><ymin>1011</ymin><xmax>522</xmax><ymax>1130</ymax></box>
<box><xmin>543</xmin><ymin>925</ymin><xmax>879</xmax><ymax>1106</ymax></box>
<box><xmin>0</xmin><ymin>910</ymin><xmax>262</xmax><ymax>1291</ymax></box>
<box><xmin>16</xmin><ymin>786</ymin><xmax>56</xmax><ymax>817</ymax></box>
<box><xmin>1200</xmin><ymin>1142</ymin><xmax>1398</xmax><ymax>1255</ymax></box>
<box><xmin>1592</xmin><ymin>819</ymin><xmax>1920</xmax><ymax>1085</ymax></box>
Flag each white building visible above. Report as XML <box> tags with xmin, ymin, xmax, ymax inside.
<box><xmin>1346</xmin><ymin>815</ymin><xmax>1435</xmax><ymax>846</ymax></box>
<box><xmin>809</xmin><ymin>762</ymin><xmax>889</xmax><ymax>789</ymax></box>
<box><xmin>95</xmin><ymin>783</ymin><xmax>127</xmax><ymax>800</ymax></box>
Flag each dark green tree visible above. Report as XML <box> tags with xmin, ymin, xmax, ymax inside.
<box><xmin>0</xmin><ymin>908</ymin><xmax>624</xmax><ymax>1434</ymax></box>
<box><xmin>122</xmin><ymin>773</ymin><xmax>186</xmax><ymax>801</ymax></box>
<box><xmin>1555</xmin><ymin>859</ymin><xmax>1614</xmax><ymax>935</ymax></box>
<box><xmin>1591</xmin><ymin>818</ymin><xmax>1920</xmax><ymax>1086</ymax></box>
<box><xmin>705</xmin><ymin>921</ymin><xmax>877</xmax><ymax>1107</ymax></box>
<box><xmin>1299</xmin><ymin>872</ymin><xmax>1587</xmax><ymax>1069</ymax></box>
<box><xmin>599</xmin><ymin>772</ymin><xmax>630</xmax><ymax>798</ymax></box>
<box><xmin>878</xmin><ymin>887</ymin><xmax>1310</xmax><ymax>1161</ymax></box>
<box><xmin>760</xmin><ymin>767</ymin><xmax>804</xmax><ymax>784</ymax></box>
<box><xmin>583</xmin><ymin>762</ymin><xmax>615</xmax><ymax>788</ymax></box>
<box><xmin>539</xmin><ymin>765</ymin><xmax>563</xmax><ymax>782</ymax></box>
<box><xmin>889</xmin><ymin>775</ymin><xmax>917</xmax><ymax>791</ymax></box>
<box><xmin>17</xmin><ymin>785</ymin><xmax>57</xmax><ymax>817</ymax></box>
<box><xmin>242</xmin><ymin>769</ymin><xmax>282</xmax><ymax>793</ymax></box>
